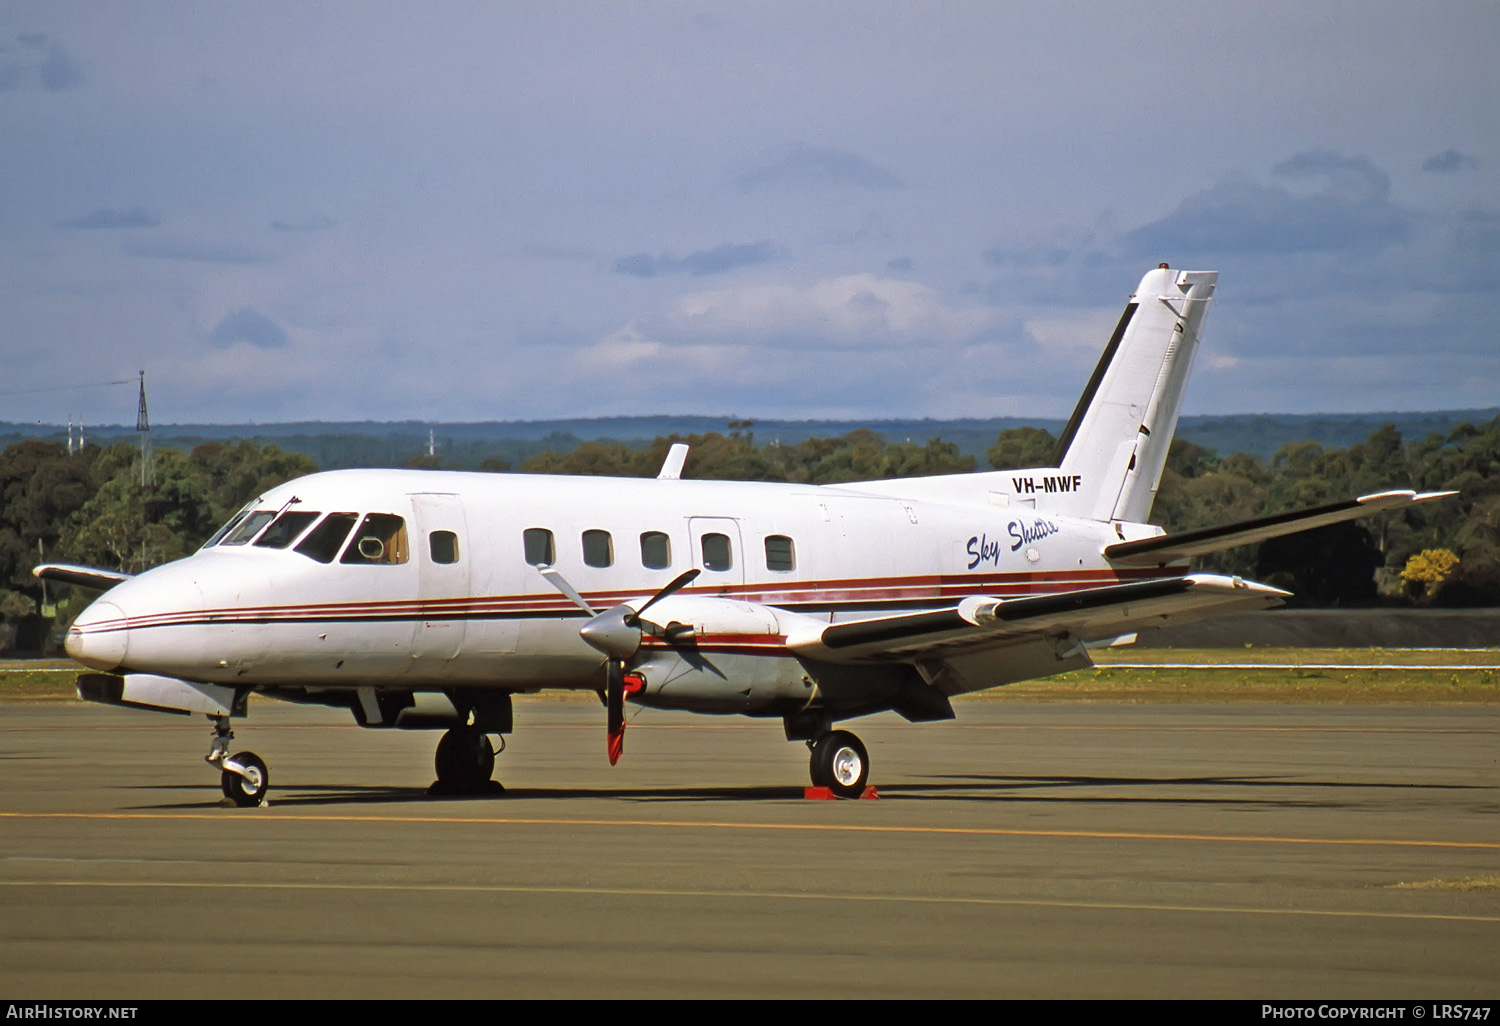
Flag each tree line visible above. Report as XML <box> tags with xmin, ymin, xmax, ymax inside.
<box><xmin>1</xmin><ymin>413</ymin><xmax>1496</xmax><ymax>643</ymax></box>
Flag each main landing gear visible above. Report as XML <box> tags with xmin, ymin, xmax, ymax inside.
<box><xmin>207</xmin><ymin>715</ymin><xmax>268</xmax><ymax>808</ymax></box>
<box><xmin>807</xmin><ymin>729</ymin><xmax>870</xmax><ymax>799</ymax></box>
<box><xmin>431</xmin><ymin>726</ymin><xmax>503</xmax><ymax>795</ymax></box>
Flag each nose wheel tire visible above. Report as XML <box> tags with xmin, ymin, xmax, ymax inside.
<box><xmin>435</xmin><ymin>728</ymin><xmax>496</xmax><ymax>792</ymax></box>
<box><xmin>220</xmin><ymin>751</ymin><xmax>268</xmax><ymax>807</ymax></box>
<box><xmin>809</xmin><ymin>730</ymin><xmax>869</xmax><ymax>799</ymax></box>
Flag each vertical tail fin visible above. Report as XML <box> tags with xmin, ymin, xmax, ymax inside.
<box><xmin>855</xmin><ymin>267</ymin><xmax>1216</xmax><ymax>524</ymax></box>
<box><xmin>1052</xmin><ymin>266</ymin><xmax>1216</xmax><ymax>522</ymax></box>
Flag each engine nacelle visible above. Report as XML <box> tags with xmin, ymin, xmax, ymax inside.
<box><xmin>624</xmin><ymin>595</ymin><xmax>822</xmax><ymax>714</ymax></box>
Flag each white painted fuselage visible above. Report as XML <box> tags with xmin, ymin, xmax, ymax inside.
<box><xmin>66</xmin><ymin>467</ymin><xmax>1164</xmax><ymax>713</ymax></box>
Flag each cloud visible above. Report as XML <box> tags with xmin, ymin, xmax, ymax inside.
<box><xmin>1123</xmin><ymin>151</ymin><xmax>1411</xmax><ymax>257</ymax></box>
<box><xmin>270</xmin><ymin>216</ymin><xmax>337</xmax><ymax>233</ymax></box>
<box><xmin>983</xmin><ymin>245</ymin><xmax>1071</xmax><ymax>268</ymax></box>
<box><xmin>0</xmin><ymin>34</ymin><xmax>83</xmax><ymax>92</ymax></box>
<box><xmin>614</xmin><ymin>240</ymin><xmax>781</xmax><ymax>278</ymax></box>
<box><xmin>1455</xmin><ymin>209</ymin><xmax>1500</xmax><ymax>254</ymax></box>
<box><xmin>56</xmin><ymin>207</ymin><xmax>161</xmax><ymax>230</ymax></box>
<box><xmin>658</xmin><ymin>273</ymin><xmax>992</xmax><ymax>349</ymax></box>
<box><xmin>734</xmin><ymin>143</ymin><xmax>903</xmax><ymax>191</ymax></box>
<box><xmin>1422</xmin><ymin>148</ymin><xmax>1479</xmax><ymax>174</ymax></box>
<box><xmin>209</xmin><ymin>308</ymin><xmax>289</xmax><ymax>349</ymax></box>
<box><xmin>125</xmin><ymin>240</ymin><xmax>273</xmax><ymax>265</ymax></box>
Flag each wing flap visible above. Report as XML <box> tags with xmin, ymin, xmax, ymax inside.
<box><xmin>792</xmin><ymin>574</ymin><xmax>1287</xmax><ymax>664</ymax></box>
<box><xmin>1103</xmin><ymin>490</ymin><xmax>1457</xmax><ymax>566</ymax></box>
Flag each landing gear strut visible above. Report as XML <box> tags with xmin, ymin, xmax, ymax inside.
<box><xmin>432</xmin><ymin>727</ymin><xmax>500</xmax><ymax>794</ymax></box>
<box><xmin>808</xmin><ymin>729</ymin><xmax>870</xmax><ymax>799</ymax></box>
<box><xmin>206</xmin><ymin>715</ymin><xmax>268</xmax><ymax>807</ymax></box>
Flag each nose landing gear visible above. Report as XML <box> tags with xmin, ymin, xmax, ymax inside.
<box><xmin>207</xmin><ymin>716</ymin><xmax>268</xmax><ymax>807</ymax></box>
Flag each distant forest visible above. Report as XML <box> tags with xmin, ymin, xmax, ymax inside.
<box><xmin>1</xmin><ymin>409</ymin><xmax>1497</xmax><ymax>651</ymax></box>
<box><xmin>3</xmin><ymin>409</ymin><xmax>1495</xmax><ymax>472</ymax></box>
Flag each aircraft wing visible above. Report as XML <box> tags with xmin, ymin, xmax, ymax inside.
<box><xmin>1103</xmin><ymin>489</ymin><xmax>1457</xmax><ymax>566</ymax></box>
<box><xmin>787</xmin><ymin>574</ymin><xmax>1287</xmax><ymax>694</ymax></box>
<box><xmin>33</xmin><ymin>563</ymin><xmax>133</xmax><ymax>591</ymax></box>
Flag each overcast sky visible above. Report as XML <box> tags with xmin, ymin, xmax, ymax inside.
<box><xmin>2</xmin><ymin>1</ymin><xmax>1496</xmax><ymax>428</ymax></box>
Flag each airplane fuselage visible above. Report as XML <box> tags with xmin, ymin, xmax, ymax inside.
<box><xmin>66</xmin><ymin>467</ymin><xmax>1167</xmax><ymax>717</ymax></box>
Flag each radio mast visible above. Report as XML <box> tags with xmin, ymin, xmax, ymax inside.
<box><xmin>136</xmin><ymin>370</ymin><xmax>154</xmax><ymax>488</ymax></box>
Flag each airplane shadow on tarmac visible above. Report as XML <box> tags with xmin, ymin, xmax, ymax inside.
<box><xmin>119</xmin><ymin>772</ymin><xmax>1486</xmax><ymax>811</ymax></box>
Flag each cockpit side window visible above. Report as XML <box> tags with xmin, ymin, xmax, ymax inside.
<box><xmin>202</xmin><ymin>504</ymin><xmax>255</xmax><ymax>549</ymax></box>
<box><xmin>220</xmin><ymin>510</ymin><xmax>277</xmax><ymax>546</ymax></box>
<box><xmin>294</xmin><ymin>513</ymin><xmax>359</xmax><ymax>563</ymax></box>
<box><xmin>254</xmin><ymin>511</ymin><xmax>321</xmax><ymax>550</ymax></box>
<box><xmin>340</xmin><ymin>513</ymin><xmax>409</xmax><ymax>565</ymax></box>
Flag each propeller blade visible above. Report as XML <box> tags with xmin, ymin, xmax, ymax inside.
<box><xmin>579</xmin><ymin>568</ymin><xmax>703</xmax><ymax>661</ymax></box>
<box><xmin>538</xmin><ymin>566</ymin><xmax>595</xmax><ymax>615</ymax></box>
<box><xmin>631</xmin><ymin>568</ymin><xmax>700</xmax><ymax>623</ymax></box>
<box><xmin>545</xmin><ymin>565</ymin><xmax>701</xmax><ymax>766</ymax></box>
<box><xmin>606</xmin><ymin>660</ymin><xmax>625</xmax><ymax>765</ymax></box>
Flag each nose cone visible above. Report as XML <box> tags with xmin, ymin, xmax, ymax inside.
<box><xmin>66</xmin><ymin>600</ymin><xmax>129</xmax><ymax>671</ymax></box>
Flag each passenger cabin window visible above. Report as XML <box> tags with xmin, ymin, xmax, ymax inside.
<box><xmin>295</xmin><ymin>513</ymin><xmax>358</xmax><ymax>563</ymax></box>
<box><xmin>523</xmin><ymin>528</ymin><xmax>555</xmax><ymax>567</ymax></box>
<box><xmin>254</xmin><ymin>511</ymin><xmax>321</xmax><ymax>549</ymax></box>
<box><xmin>640</xmin><ymin>531</ymin><xmax>671</xmax><ymax>570</ymax></box>
<box><xmin>764</xmin><ymin>535</ymin><xmax>796</xmax><ymax>572</ymax></box>
<box><xmin>429</xmin><ymin>531</ymin><xmax>459</xmax><ymax>565</ymax></box>
<box><xmin>582</xmin><ymin>529</ymin><xmax>613</xmax><ymax>568</ymax></box>
<box><xmin>220</xmin><ymin>510</ymin><xmax>277</xmax><ymax>546</ymax></box>
<box><xmin>701</xmin><ymin>533</ymin><xmax>733</xmax><ymax>572</ymax></box>
<box><xmin>340</xmin><ymin>513</ymin><xmax>409</xmax><ymax>565</ymax></box>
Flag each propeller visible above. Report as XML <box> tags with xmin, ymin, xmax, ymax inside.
<box><xmin>539</xmin><ymin>566</ymin><xmax>700</xmax><ymax>764</ymax></box>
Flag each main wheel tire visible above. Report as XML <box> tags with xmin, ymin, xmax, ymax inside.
<box><xmin>435</xmin><ymin>729</ymin><xmax>496</xmax><ymax>791</ymax></box>
<box><xmin>220</xmin><ymin>751</ymin><xmax>268</xmax><ymax>807</ymax></box>
<box><xmin>810</xmin><ymin>730</ymin><xmax>869</xmax><ymax>799</ymax></box>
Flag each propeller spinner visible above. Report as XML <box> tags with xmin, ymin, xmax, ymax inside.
<box><xmin>539</xmin><ymin>567</ymin><xmax>700</xmax><ymax>764</ymax></box>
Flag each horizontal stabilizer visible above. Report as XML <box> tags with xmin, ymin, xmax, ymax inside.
<box><xmin>1104</xmin><ymin>490</ymin><xmax>1458</xmax><ymax>566</ymax></box>
<box><xmin>33</xmin><ymin>563</ymin><xmax>132</xmax><ymax>591</ymax></box>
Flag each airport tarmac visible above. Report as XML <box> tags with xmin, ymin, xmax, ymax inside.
<box><xmin>2</xmin><ymin>699</ymin><xmax>1497</xmax><ymax>999</ymax></box>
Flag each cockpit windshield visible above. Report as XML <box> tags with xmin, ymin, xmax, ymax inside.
<box><xmin>200</xmin><ymin>505</ymin><xmax>409</xmax><ymax>566</ymax></box>
<box><xmin>254</xmin><ymin>510</ymin><xmax>321</xmax><ymax>549</ymax></box>
<box><xmin>295</xmin><ymin>513</ymin><xmax>359</xmax><ymax>563</ymax></box>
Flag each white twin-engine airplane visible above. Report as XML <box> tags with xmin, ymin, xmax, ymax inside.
<box><xmin>41</xmin><ymin>266</ymin><xmax>1452</xmax><ymax>804</ymax></box>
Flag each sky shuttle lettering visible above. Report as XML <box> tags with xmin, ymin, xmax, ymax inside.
<box><xmin>1010</xmin><ymin>474</ymin><xmax>1083</xmax><ymax>495</ymax></box>
<box><xmin>966</xmin><ymin>518</ymin><xmax>1060</xmax><ymax>568</ymax></box>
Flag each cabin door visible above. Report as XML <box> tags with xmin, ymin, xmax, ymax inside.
<box><xmin>410</xmin><ymin>492</ymin><xmax>470</xmax><ymax>666</ymax></box>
